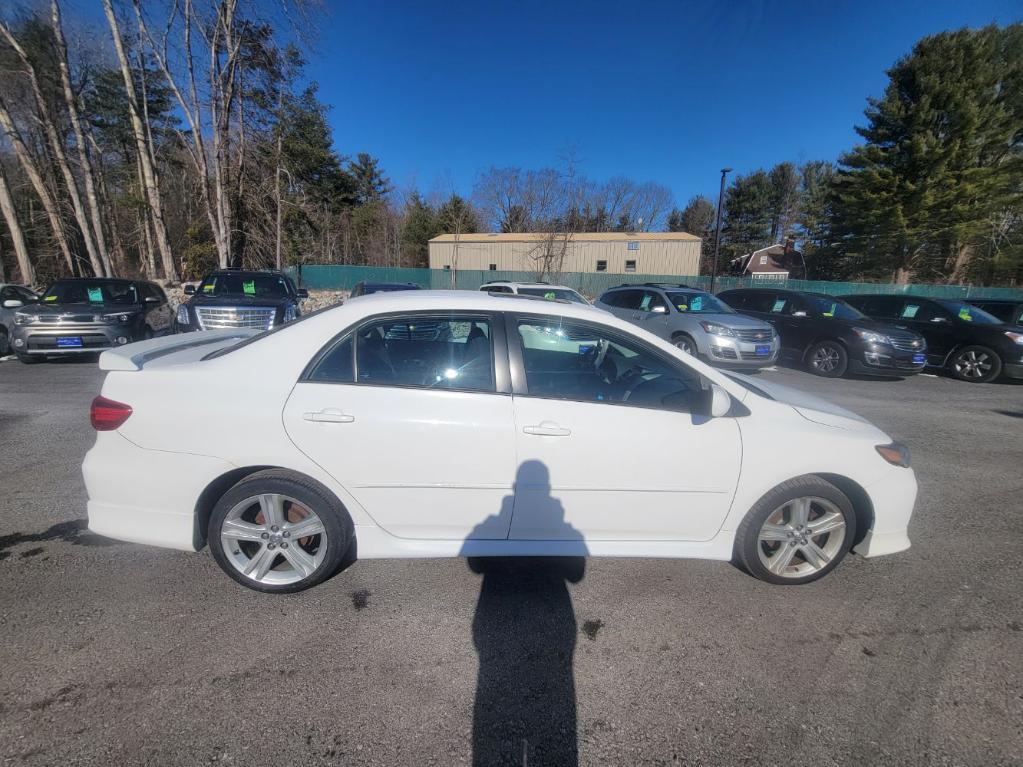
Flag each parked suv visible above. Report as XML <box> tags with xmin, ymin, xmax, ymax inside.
<box><xmin>718</xmin><ymin>288</ymin><xmax>927</xmax><ymax>378</ymax></box>
<box><xmin>10</xmin><ymin>278</ymin><xmax>172</xmax><ymax>363</ymax></box>
<box><xmin>596</xmin><ymin>283</ymin><xmax>779</xmax><ymax>368</ymax></box>
<box><xmin>965</xmin><ymin>298</ymin><xmax>1023</xmax><ymax>326</ymax></box>
<box><xmin>843</xmin><ymin>294</ymin><xmax>1023</xmax><ymax>383</ymax></box>
<box><xmin>0</xmin><ymin>283</ymin><xmax>39</xmax><ymax>357</ymax></box>
<box><xmin>176</xmin><ymin>269</ymin><xmax>307</xmax><ymax>332</ymax></box>
<box><xmin>480</xmin><ymin>281</ymin><xmax>589</xmax><ymax>304</ymax></box>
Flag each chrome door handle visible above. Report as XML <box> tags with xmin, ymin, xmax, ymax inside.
<box><xmin>303</xmin><ymin>409</ymin><xmax>355</xmax><ymax>423</ymax></box>
<box><xmin>523</xmin><ymin>423</ymin><xmax>571</xmax><ymax>437</ymax></box>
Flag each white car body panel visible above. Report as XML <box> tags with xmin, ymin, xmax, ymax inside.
<box><xmin>83</xmin><ymin>291</ymin><xmax>916</xmax><ymax>569</ymax></box>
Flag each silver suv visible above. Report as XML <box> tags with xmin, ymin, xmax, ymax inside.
<box><xmin>479</xmin><ymin>281</ymin><xmax>589</xmax><ymax>304</ymax></box>
<box><xmin>596</xmin><ymin>283</ymin><xmax>779</xmax><ymax>368</ymax></box>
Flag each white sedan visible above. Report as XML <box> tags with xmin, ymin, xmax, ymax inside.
<box><xmin>83</xmin><ymin>291</ymin><xmax>916</xmax><ymax>593</ymax></box>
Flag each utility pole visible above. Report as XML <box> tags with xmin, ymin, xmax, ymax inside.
<box><xmin>710</xmin><ymin>167</ymin><xmax>732</xmax><ymax>293</ymax></box>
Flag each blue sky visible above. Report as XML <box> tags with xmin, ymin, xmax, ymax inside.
<box><xmin>307</xmin><ymin>0</ymin><xmax>1020</xmax><ymax>205</ymax></box>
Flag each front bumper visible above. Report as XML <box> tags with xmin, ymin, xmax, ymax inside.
<box><xmin>10</xmin><ymin>323</ymin><xmax>136</xmax><ymax>355</ymax></box>
<box><xmin>853</xmin><ymin>466</ymin><xmax>917</xmax><ymax>558</ymax></box>
<box><xmin>1002</xmin><ymin>356</ymin><xmax>1023</xmax><ymax>380</ymax></box>
<box><xmin>849</xmin><ymin>345</ymin><xmax>926</xmax><ymax>376</ymax></box>
<box><xmin>704</xmin><ymin>335</ymin><xmax>780</xmax><ymax>368</ymax></box>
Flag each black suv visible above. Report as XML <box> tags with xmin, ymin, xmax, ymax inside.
<box><xmin>175</xmin><ymin>270</ymin><xmax>307</xmax><ymax>332</ymax></box>
<box><xmin>843</xmin><ymin>294</ymin><xmax>1023</xmax><ymax>383</ymax></box>
<box><xmin>717</xmin><ymin>288</ymin><xmax>927</xmax><ymax>378</ymax></box>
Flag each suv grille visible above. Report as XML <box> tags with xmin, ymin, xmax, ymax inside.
<box><xmin>732</xmin><ymin>328</ymin><xmax>774</xmax><ymax>342</ymax></box>
<box><xmin>196</xmin><ymin>306</ymin><xmax>275</xmax><ymax>330</ymax></box>
<box><xmin>889</xmin><ymin>336</ymin><xmax>924</xmax><ymax>352</ymax></box>
<box><xmin>39</xmin><ymin>314</ymin><xmax>96</xmax><ymax>324</ymax></box>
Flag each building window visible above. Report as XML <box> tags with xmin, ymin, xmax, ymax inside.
<box><xmin>596</xmin><ymin>260</ymin><xmax>607</xmax><ymax>272</ymax></box>
<box><xmin>488</xmin><ymin>264</ymin><xmax>497</xmax><ymax>271</ymax></box>
<box><xmin>442</xmin><ymin>265</ymin><xmax>451</xmax><ymax>270</ymax></box>
<box><xmin>759</xmin><ymin>255</ymin><xmax>768</xmax><ymax>265</ymax></box>
<box><xmin>627</xmin><ymin>241</ymin><xmax>639</xmax><ymax>251</ymax></box>
<box><xmin>625</xmin><ymin>260</ymin><xmax>637</xmax><ymax>272</ymax></box>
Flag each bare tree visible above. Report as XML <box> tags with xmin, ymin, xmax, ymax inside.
<box><xmin>0</xmin><ymin>162</ymin><xmax>34</xmax><ymax>284</ymax></box>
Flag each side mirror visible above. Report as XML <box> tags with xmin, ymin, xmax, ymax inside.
<box><xmin>145</xmin><ymin>295</ymin><xmax>160</xmax><ymax>304</ymax></box>
<box><xmin>183</xmin><ymin>284</ymin><xmax>196</xmax><ymax>295</ymax></box>
<box><xmin>709</xmin><ymin>383</ymin><xmax>731</xmax><ymax>418</ymax></box>
<box><xmin>2</xmin><ymin>299</ymin><xmax>23</xmax><ymax>309</ymax></box>
<box><xmin>296</xmin><ymin>288</ymin><xmax>309</xmax><ymax>299</ymax></box>
<box><xmin>791</xmin><ymin>310</ymin><xmax>808</xmax><ymax>318</ymax></box>
<box><xmin>651</xmin><ymin>305</ymin><xmax>668</xmax><ymax>314</ymax></box>
<box><xmin>930</xmin><ymin>316</ymin><xmax>948</xmax><ymax>323</ymax></box>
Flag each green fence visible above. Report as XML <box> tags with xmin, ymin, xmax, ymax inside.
<box><xmin>287</xmin><ymin>265</ymin><xmax>1023</xmax><ymax>300</ymax></box>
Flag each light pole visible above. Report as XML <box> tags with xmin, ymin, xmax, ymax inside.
<box><xmin>710</xmin><ymin>167</ymin><xmax>732</xmax><ymax>293</ymax></box>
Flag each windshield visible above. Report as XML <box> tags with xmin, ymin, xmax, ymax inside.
<box><xmin>666</xmin><ymin>292</ymin><xmax>733</xmax><ymax>314</ymax></box>
<box><xmin>198</xmin><ymin>273</ymin><xmax>291</xmax><ymax>298</ymax></box>
<box><xmin>805</xmin><ymin>295</ymin><xmax>865</xmax><ymax>320</ymax></box>
<box><xmin>518</xmin><ymin>287</ymin><xmax>589</xmax><ymax>304</ymax></box>
<box><xmin>936</xmin><ymin>300</ymin><xmax>1002</xmax><ymax>324</ymax></box>
<box><xmin>41</xmin><ymin>280</ymin><xmax>138</xmax><ymax>305</ymax></box>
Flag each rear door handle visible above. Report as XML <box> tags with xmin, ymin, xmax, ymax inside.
<box><xmin>303</xmin><ymin>409</ymin><xmax>355</xmax><ymax>423</ymax></box>
<box><xmin>523</xmin><ymin>422</ymin><xmax>571</xmax><ymax>437</ymax></box>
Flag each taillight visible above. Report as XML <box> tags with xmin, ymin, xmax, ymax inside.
<box><xmin>91</xmin><ymin>396</ymin><xmax>133</xmax><ymax>431</ymax></box>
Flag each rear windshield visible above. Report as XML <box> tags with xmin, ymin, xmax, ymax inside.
<box><xmin>198</xmin><ymin>273</ymin><xmax>292</xmax><ymax>298</ymax></box>
<box><xmin>805</xmin><ymin>295</ymin><xmax>865</xmax><ymax>320</ymax></box>
<box><xmin>936</xmin><ymin>300</ymin><xmax>1002</xmax><ymax>324</ymax></box>
<box><xmin>666</xmin><ymin>292</ymin><xmax>733</xmax><ymax>314</ymax></box>
<box><xmin>518</xmin><ymin>287</ymin><xmax>588</xmax><ymax>304</ymax></box>
<box><xmin>41</xmin><ymin>280</ymin><xmax>138</xmax><ymax>305</ymax></box>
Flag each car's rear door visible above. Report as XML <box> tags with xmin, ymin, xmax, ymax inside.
<box><xmin>506</xmin><ymin>313</ymin><xmax>741</xmax><ymax>542</ymax></box>
<box><xmin>283</xmin><ymin>311</ymin><xmax>517</xmax><ymax>540</ymax></box>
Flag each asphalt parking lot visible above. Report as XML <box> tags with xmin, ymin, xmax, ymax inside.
<box><xmin>1</xmin><ymin>358</ymin><xmax>1021</xmax><ymax>766</ymax></box>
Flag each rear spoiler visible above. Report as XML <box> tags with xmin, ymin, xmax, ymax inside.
<box><xmin>98</xmin><ymin>329</ymin><xmax>260</xmax><ymax>371</ymax></box>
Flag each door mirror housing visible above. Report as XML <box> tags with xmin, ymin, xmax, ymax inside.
<box><xmin>651</xmin><ymin>304</ymin><xmax>667</xmax><ymax>314</ymax></box>
<box><xmin>2</xmin><ymin>299</ymin><xmax>23</xmax><ymax>309</ymax></box>
<box><xmin>183</xmin><ymin>284</ymin><xmax>196</xmax><ymax>295</ymax></box>
<box><xmin>296</xmin><ymin>288</ymin><xmax>309</xmax><ymax>299</ymax></box>
<box><xmin>709</xmin><ymin>383</ymin><xmax>731</xmax><ymax>418</ymax></box>
<box><xmin>145</xmin><ymin>295</ymin><xmax>161</xmax><ymax>304</ymax></box>
<box><xmin>791</xmin><ymin>310</ymin><xmax>808</xmax><ymax>318</ymax></box>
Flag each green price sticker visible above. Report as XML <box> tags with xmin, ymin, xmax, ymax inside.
<box><xmin>87</xmin><ymin>287</ymin><xmax>104</xmax><ymax>302</ymax></box>
<box><xmin>544</xmin><ymin>291</ymin><xmax>556</xmax><ymax>300</ymax></box>
<box><xmin>243</xmin><ymin>280</ymin><xmax>256</xmax><ymax>295</ymax></box>
<box><xmin>44</xmin><ymin>295</ymin><xmax>58</xmax><ymax>302</ymax></box>
<box><xmin>958</xmin><ymin>306</ymin><xmax>972</xmax><ymax>321</ymax></box>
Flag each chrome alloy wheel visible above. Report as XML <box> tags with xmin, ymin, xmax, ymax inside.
<box><xmin>953</xmin><ymin>349</ymin><xmax>992</xmax><ymax>379</ymax></box>
<box><xmin>756</xmin><ymin>496</ymin><xmax>847</xmax><ymax>579</ymax></box>
<box><xmin>811</xmin><ymin>345</ymin><xmax>841</xmax><ymax>373</ymax></box>
<box><xmin>220</xmin><ymin>493</ymin><xmax>327</xmax><ymax>586</ymax></box>
<box><xmin>674</xmin><ymin>337</ymin><xmax>695</xmax><ymax>355</ymax></box>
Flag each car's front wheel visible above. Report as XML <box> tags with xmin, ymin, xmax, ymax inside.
<box><xmin>735</xmin><ymin>476</ymin><xmax>856</xmax><ymax>585</ymax></box>
<box><xmin>16</xmin><ymin>352</ymin><xmax>40</xmax><ymax>364</ymax></box>
<box><xmin>949</xmin><ymin>345</ymin><xmax>1001</xmax><ymax>383</ymax></box>
<box><xmin>208</xmin><ymin>470</ymin><xmax>353</xmax><ymax>593</ymax></box>
<box><xmin>672</xmin><ymin>333</ymin><xmax>697</xmax><ymax>356</ymax></box>
<box><xmin>806</xmin><ymin>340</ymin><xmax>848</xmax><ymax>377</ymax></box>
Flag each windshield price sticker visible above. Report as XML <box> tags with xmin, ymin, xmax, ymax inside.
<box><xmin>243</xmin><ymin>281</ymin><xmax>256</xmax><ymax>295</ymax></box>
<box><xmin>87</xmin><ymin>287</ymin><xmax>104</xmax><ymax>302</ymax></box>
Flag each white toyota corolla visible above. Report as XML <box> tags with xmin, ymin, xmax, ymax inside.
<box><xmin>83</xmin><ymin>290</ymin><xmax>916</xmax><ymax>593</ymax></box>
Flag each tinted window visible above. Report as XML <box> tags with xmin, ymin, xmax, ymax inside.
<box><xmin>0</xmin><ymin>286</ymin><xmax>17</xmax><ymax>302</ymax></box>
<box><xmin>604</xmin><ymin>289</ymin><xmax>644</xmax><ymax>310</ymax></box>
<box><xmin>935</xmin><ymin>300</ymin><xmax>1002</xmax><ymax>324</ymax></box>
<box><xmin>15</xmin><ymin>286</ymin><xmax>36</xmax><ymax>301</ymax></box>
<box><xmin>972</xmin><ymin>302</ymin><xmax>1015</xmax><ymax>322</ymax></box>
<box><xmin>516</xmin><ymin>318</ymin><xmax>702</xmax><ymax>412</ymax></box>
<box><xmin>199</xmin><ymin>273</ymin><xmax>291</xmax><ymax>298</ymax></box>
<box><xmin>855</xmin><ymin>296</ymin><xmax>902</xmax><ymax>318</ymax></box>
<box><xmin>665</xmin><ymin>291</ymin><xmax>733</xmax><ymax>314</ymax></box>
<box><xmin>483</xmin><ymin>285</ymin><xmax>514</xmax><ymax>294</ymax></box>
<box><xmin>355</xmin><ymin>315</ymin><xmax>494</xmax><ymax>391</ymax></box>
<box><xmin>42</xmin><ymin>280</ymin><xmax>139</xmax><ymax>305</ymax></box>
<box><xmin>803</xmin><ymin>295</ymin><xmax>865</xmax><ymax>320</ymax></box>
<box><xmin>743</xmin><ymin>292</ymin><xmax>781</xmax><ymax>313</ymax></box>
<box><xmin>635</xmin><ymin>290</ymin><xmax>668</xmax><ymax>313</ymax></box>
<box><xmin>716</xmin><ymin>292</ymin><xmax>746</xmax><ymax>310</ymax></box>
<box><xmin>308</xmin><ymin>334</ymin><xmax>354</xmax><ymax>382</ymax></box>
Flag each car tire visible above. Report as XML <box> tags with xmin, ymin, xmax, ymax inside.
<box><xmin>140</xmin><ymin>325</ymin><xmax>154</xmax><ymax>341</ymax></box>
<box><xmin>948</xmin><ymin>345</ymin><xmax>1002</xmax><ymax>383</ymax></box>
<box><xmin>806</xmin><ymin>340</ymin><xmax>848</xmax><ymax>378</ymax></box>
<box><xmin>734</xmin><ymin>475</ymin><xmax>856</xmax><ymax>585</ymax></box>
<box><xmin>0</xmin><ymin>328</ymin><xmax>9</xmax><ymax>357</ymax></box>
<box><xmin>208</xmin><ymin>469</ymin><xmax>354</xmax><ymax>593</ymax></box>
<box><xmin>672</xmin><ymin>333</ymin><xmax>697</xmax><ymax>356</ymax></box>
<box><xmin>16</xmin><ymin>352</ymin><xmax>40</xmax><ymax>364</ymax></box>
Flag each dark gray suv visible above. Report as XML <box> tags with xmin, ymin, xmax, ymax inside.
<box><xmin>596</xmin><ymin>283</ymin><xmax>779</xmax><ymax>368</ymax></box>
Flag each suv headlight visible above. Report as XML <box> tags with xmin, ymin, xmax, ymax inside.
<box><xmin>176</xmin><ymin>305</ymin><xmax>190</xmax><ymax>325</ymax></box>
<box><xmin>700</xmin><ymin>321</ymin><xmax>735</xmax><ymax>337</ymax></box>
<box><xmin>1005</xmin><ymin>331</ymin><xmax>1023</xmax><ymax>346</ymax></box>
<box><xmin>14</xmin><ymin>312</ymin><xmax>37</xmax><ymax>326</ymax></box>
<box><xmin>853</xmin><ymin>327</ymin><xmax>891</xmax><ymax>345</ymax></box>
<box><xmin>283</xmin><ymin>305</ymin><xmax>297</xmax><ymax>323</ymax></box>
<box><xmin>100</xmin><ymin>312</ymin><xmax>134</xmax><ymax>324</ymax></box>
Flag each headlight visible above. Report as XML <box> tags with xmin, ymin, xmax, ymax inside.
<box><xmin>176</xmin><ymin>305</ymin><xmax>190</xmax><ymax>325</ymax></box>
<box><xmin>100</xmin><ymin>313</ymin><xmax>133</xmax><ymax>324</ymax></box>
<box><xmin>876</xmin><ymin>442</ymin><xmax>911</xmax><ymax>468</ymax></box>
<box><xmin>853</xmin><ymin>327</ymin><xmax>891</xmax><ymax>345</ymax></box>
<box><xmin>283</xmin><ymin>305</ymin><xmax>297</xmax><ymax>323</ymax></box>
<box><xmin>700</xmin><ymin>321</ymin><xmax>735</xmax><ymax>337</ymax></box>
<box><xmin>14</xmin><ymin>312</ymin><xmax>37</xmax><ymax>325</ymax></box>
<box><xmin>1005</xmin><ymin>331</ymin><xmax>1023</xmax><ymax>346</ymax></box>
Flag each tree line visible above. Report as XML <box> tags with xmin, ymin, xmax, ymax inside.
<box><xmin>0</xmin><ymin>7</ymin><xmax>1019</xmax><ymax>287</ymax></box>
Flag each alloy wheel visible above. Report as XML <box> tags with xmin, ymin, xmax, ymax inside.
<box><xmin>953</xmin><ymin>350</ymin><xmax>992</xmax><ymax>379</ymax></box>
<box><xmin>811</xmin><ymin>346</ymin><xmax>840</xmax><ymax>373</ymax></box>
<box><xmin>220</xmin><ymin>493</ymin><xmax>327</xmax><ymax>585</ymax></box>
<box><xmin>756</xmin><ymin>496</ymin><xmax>847</xmax><ymax>579</ymax></box>
<box><xmin>674</xmin><ymin>338</ymin><xmax>695</xmax><ymax>355</ymax></box>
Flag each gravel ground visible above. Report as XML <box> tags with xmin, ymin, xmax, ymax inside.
<box><xmin>0</xmin><ymin>357</ymin><xmax>1020</xmax><ymax>766</ymax></box>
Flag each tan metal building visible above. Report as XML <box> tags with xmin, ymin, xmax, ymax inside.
<box><xmin>427</xmin><ymin>232</ymin><xmax>702</xmax><ymax>275</ymax></box>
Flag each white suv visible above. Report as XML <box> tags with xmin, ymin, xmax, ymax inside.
<box><xmin>479</xmin><ymin>281</ymin><xmax>589</xmax><ymax>305</ymax></box>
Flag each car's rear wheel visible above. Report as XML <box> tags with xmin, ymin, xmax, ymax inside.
<box><xmin>949</xmin><ymin>345</ymin><xmax>1001</xmax><ymax>383</ymax></box>
<box><xmin>735</xmin><ymin>476</ymin><xmax>856</xmax><ymax>585</ymax></box>
<box><xmin>672</xmin><ymin>333</ymin><xmax>697</xmax><ymax>356</ymax></box>
<box><xmin>806</xmin><ymin>340</ymin><xmax>848</xmax><ymax>377</ymax></box>
<box><xmin>208</xmin><ymin>470</ymin><xmax>353</xmax><ymax>593</ymax></box>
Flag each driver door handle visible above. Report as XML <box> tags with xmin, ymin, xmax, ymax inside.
<box><xmin>303</xmin><ymin>409</ymin><xmax>355</xmax><ymax>423</ymax></box>
<box><xmin>523</xmin><ymin>422</ymin><xmax>571</xmax><ymax>437</ymax></box>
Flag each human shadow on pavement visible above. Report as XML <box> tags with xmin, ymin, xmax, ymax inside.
<box><xmin>462</xmin><ymin>460</ymin><xmax>586</xmax><ymax>767</ymax></box>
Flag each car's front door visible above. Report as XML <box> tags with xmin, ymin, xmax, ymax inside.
<box><xmin>283</xmin><ymin>312</ymin><xmax>517</xmax><ymax>540</ymax></box>
<box><xmin>507</xmin><ymin>314</ymin><xmax>742</xmax><ymax>541</ymax></box>
<box><xmin>891</xmin><ymin>299</ymin><xmax>955</xmax><ymax>363</ymax></box>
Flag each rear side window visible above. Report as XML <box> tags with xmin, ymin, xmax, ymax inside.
<box><xmin>308</xmin><ymin>335</ymin><xmax>354</xmax><ymax>382</ymax></box>
<box><xmin>973</xmin><ymin>302</ymin><xmax>1015</xmax><ymax>322</ymax></box>
<box><xmin>741</xmin><ymin>293</ymin><xmax>780</xmax><ymax>313</ymax></box>
<box><xmin>604</xmin><ymin>289</ymin><xmax>644</xmax><ymax>310</ymax></box>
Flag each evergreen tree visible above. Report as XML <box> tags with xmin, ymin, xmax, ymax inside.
<box><xmin>349</xmin><ymin>153</ymin><xmax>392</xmax><ymax>205</ymax></box>
<box><xmin>721</xmin><ymin>170</ymin><xmax>773</xmax><ymax>261</ymax></box>
<box><xmin>401</xmin><ymin>192</ymin><xmax>438</xmax><ymax>267</ymax></box>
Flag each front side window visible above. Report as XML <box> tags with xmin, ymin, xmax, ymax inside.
<box><xmin>350</xmin><ymin>315</ymin><xmax>495</xmax><ymax>391</ymax></box>
<box><xmin>935</xmin><ymin>300</ymin><xmax>1002</xmax><ymax>325</ymax></box>
<box><xmin>636</xmin><ymin>291</ymin><xmax>668</xmax><ymax>313</ymax></box>
<box><xmin>516</xmin><ymin>318</ymin><xmax>702</xmax><ymax>412</ymax></box>
<box><xmin>804</xmin><ymin>295</ymin><xmax>864</xmax><ymax>320</ymax></box>
<box><xmin>666</xmin><ymin>291</ymin><xmax>733</xmax><ymax>314</ymax></box>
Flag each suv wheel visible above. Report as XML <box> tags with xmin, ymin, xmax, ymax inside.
<box><xmin>672</xmin><ymin>333</ymin><xmax>697</xmax><ymax>356</ymax></box>
<box><xmin>16</xmin><ymin>352</ymin><xmax>40</xmax><ymax>364</ymax></box>
<box><xmin>949</xmin><ymin>345</ymin><xmax>1001</xmax><ymax>383</ymax></box>
<box><xmin>0</xmin><ymin>328</ymin><xmax>9</xmax><ymax>357</ymax></box>
<box><xmin>208</xmin><ymin>470</ymin><xmax>353</xmax><ymax>593</ymax></box>
<box><xmin>734</xmin><ymin>476</ymin><xmax>856</xmax><ymax>585</ymax></box>
<box><xmin>806</xmin><ymin>340</ymin><xmax>848</xmax><ymax>378</ymax></box>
